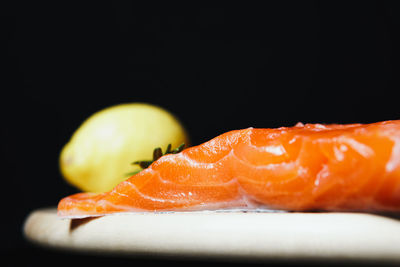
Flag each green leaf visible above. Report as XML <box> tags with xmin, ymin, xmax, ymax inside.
<box><xmin>153</xmin><ymin>147</ymin><xmax>163</xmax><ymax>161</ymax></box>
<box><xmin>172</xmin><ymin>143</ymin><xmax>185</xmax><ymax>153</ymax></box>
<box><xmin>165</xmin><ymin>144</ymin><xmax>172</xmax><ymax>154</ymax></box>
<box><xmin>127</xmin><ymin>143</ymin><xmax>186</xmax><ymax>177</ymax></box>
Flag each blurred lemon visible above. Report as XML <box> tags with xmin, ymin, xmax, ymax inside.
<box><xmin>60</xmin><ymin>103</ymin><xmax>189</xmax><ymax>192</ymax></box>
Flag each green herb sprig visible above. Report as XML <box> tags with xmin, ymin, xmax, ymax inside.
<box><xmin>125</xmin><ymin>143</ymin><xmax>185</xmax><ymax>176</ymax></box>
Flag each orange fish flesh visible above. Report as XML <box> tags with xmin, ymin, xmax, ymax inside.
<box><xmin>58</xmin><ymin>120</ymin><xmax>400</xmax><ymax>218</ymax></box>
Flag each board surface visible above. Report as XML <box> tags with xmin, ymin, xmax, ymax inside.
<box><xmin>24</xmin><ymin>208</ymin><xmax>400</xmax><ymax>263</ymax></box>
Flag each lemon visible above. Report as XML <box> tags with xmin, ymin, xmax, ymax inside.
<box><xmin>60</xmin><ymin>103</ymin><xmax>189</xmax><ymax>192</ymax></box>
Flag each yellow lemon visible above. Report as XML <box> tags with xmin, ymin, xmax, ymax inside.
<box><xmin>60</xmin><ymin>103</ymin><xmax>189</xmax><ymax>192</ymax></box>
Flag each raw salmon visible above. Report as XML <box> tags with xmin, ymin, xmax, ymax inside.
<box><xmin>58</xmin><ymin>120</ymin><xmax>400</xmax><ymax>217</ymax></box>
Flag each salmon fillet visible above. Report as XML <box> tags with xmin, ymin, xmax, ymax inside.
<box><xmin>58</xmin><ymin>120</ymin><xmax>400</xmax><ymax>217</ymax></box>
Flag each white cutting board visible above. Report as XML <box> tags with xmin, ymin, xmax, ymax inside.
<box><xmin>23</xmin><ymin>208</ymin><xmax>400</xmax><ymax>263</ymax></box>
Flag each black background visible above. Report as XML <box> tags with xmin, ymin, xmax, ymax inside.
<box><xmin>3</xmin><ymin>1</ymin><xmax>400</xmax><ymax>266</ymax></box>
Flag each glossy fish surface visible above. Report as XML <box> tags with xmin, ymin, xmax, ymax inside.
<box><xmin>58</xmin><ymin>120</ymin><xmax>400</xmax><ymax>217</ymax></box>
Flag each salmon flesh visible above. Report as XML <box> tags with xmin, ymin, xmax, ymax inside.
<box><xmin>58</xmin><ymin>120</ymin><xmax>400</xmax><ymax>217</ymax></box>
